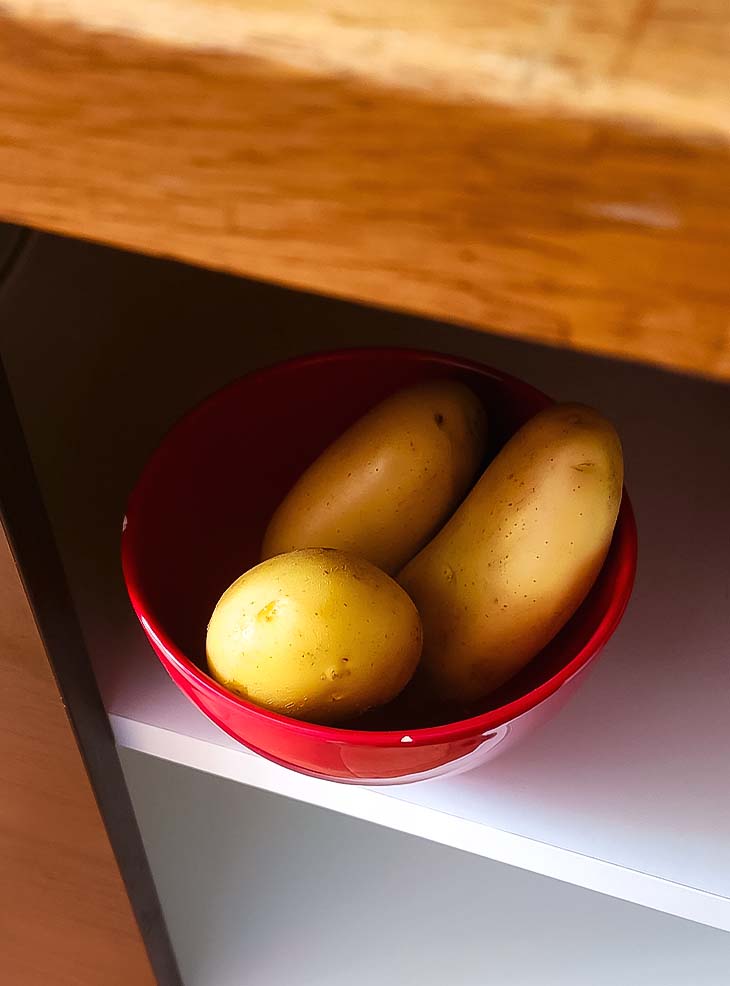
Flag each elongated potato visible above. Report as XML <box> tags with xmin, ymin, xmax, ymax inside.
<box><xmin>262</xmin><ymin>380</ymin><xmax>487</xmax><ymax>574</ymax></box>
<box><xmin>399</xmin><ymin>403</ymin><xmax>623</xmax><ymax>702</ymax></box>
<box><xmin>207</xmin><ymin>548</ymin><xmax>422</xmax><ymax>723</ymax></box>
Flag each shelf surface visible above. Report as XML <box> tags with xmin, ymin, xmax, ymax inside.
<box><xmin>3</xmin><ymin>233</ymin><xmax>730</xmax><ymax>932</ymax></box>
<box><xmin>121</xmin><ymin>747</ymin><xmax>730</xmax><ymax>986</ymax></box>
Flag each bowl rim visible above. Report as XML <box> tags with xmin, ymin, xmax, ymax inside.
<box><xmin>122</xmin><ymin>346</ymin><xmax>638</xmax><ymax>748</ymax></box>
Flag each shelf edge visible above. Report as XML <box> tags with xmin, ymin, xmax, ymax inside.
<box><xmin>112</xmin><ymin>713</ymin><xmax>730</xmax><ymax>935</ymax></box>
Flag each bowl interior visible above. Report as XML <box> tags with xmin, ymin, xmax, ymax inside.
<box><xmin>126</xmin><ymin>348</ymin><xmax>630</xmax><ymax>732</ymax></box>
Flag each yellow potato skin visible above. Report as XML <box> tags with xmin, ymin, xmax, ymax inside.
<box><xmin>399</xmin><ymin>404</ymin><xmax>623</xmax><ymax>703</ymax></box>
<box><xmin>261</xmin><ymin>380</ymin><xmax>487</xmax><ymax>574</ymax></box>
<box><xmin>206</xmin><ymin>548</ymin><xmax>423</xmax><ymax>723</ymax></box>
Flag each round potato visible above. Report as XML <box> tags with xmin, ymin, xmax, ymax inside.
<box><xmin>206</xmin><ymin>548</ymin><xmax>423</xmax><ymax>723</ymax></box>
<box><xmin>261</xmin><ymin>380</ymin><xmax>487</xmax><ymax>574</ymax></box>
<box><xmin>399</xmin><ymin>403</ymin><xmax>623</xmax><ymax>703</ymax></box>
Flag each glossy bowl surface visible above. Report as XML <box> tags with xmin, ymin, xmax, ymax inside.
<box><xmin>122</xmin><ymin>348</ymin><xmax>637</xmax><ymax>784</ymax></box>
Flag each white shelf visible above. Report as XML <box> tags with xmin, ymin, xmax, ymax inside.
<box><xmin>121</xmin><ymin>747</ymin><xmax>730</xmax><ymax>986</ymax></box>
<box><xmin>3</xmin><ymin>233</ymin><xmax>730</xmax><ymax>933</ymax></box>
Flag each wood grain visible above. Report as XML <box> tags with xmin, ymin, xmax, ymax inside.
<box><xmin>0</xmin><ymin>16</ymin><xmax>728</xmax><ymax>380</ymax></box>
<box><xmin>4</xmin><ymin>0</ymin><xmax>730</xmax><ymax>138</ymax></box>
<box><xmin>0</xmin><ymin>529</ymin><xmax>157</xmax><ymax>986</ymax></box>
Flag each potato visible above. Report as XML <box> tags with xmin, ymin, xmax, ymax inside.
<box><xmin>206</xmin><ymin>548</ymin><xmax>422</xmax><ymax>723</ymax></box>
<box><xmin>261</xmin><ymin>380</ymin><xmax>487</xmax><ymax>574</ymax></box>
<box><xmin>399</xmin><ymin>403</ymin><xmax>623</xmax><ymax>703</ymax></box>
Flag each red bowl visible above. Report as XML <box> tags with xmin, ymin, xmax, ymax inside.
<box><xmin>122</xmin><ymin>348</ymin><xmax>637</xmax><ymax>784</ymax></box>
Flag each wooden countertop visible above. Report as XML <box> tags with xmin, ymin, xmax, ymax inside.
<box><xmin>1</xmin><ymin>3</ymin><xmax>729</xmax><ymax>380</ymax></box>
